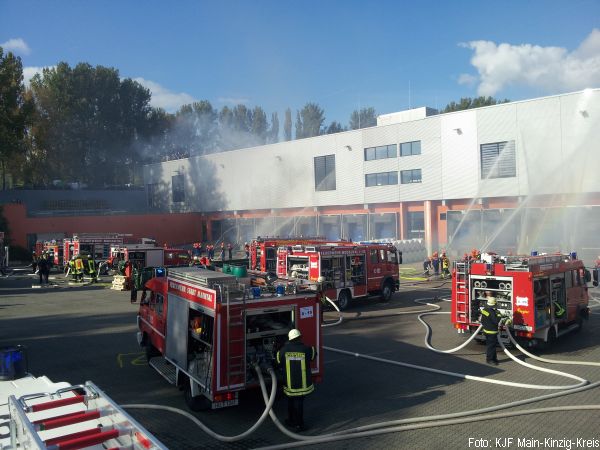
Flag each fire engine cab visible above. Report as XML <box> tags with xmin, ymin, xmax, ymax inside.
<box><xmin>277</xmin><ymin>242</ymin><xmax>401</xmax><ymax>310</ymax></box>
<box><xmin>136</xmin><ymin>267</ymin><xmax>322</xmax><ymax>410</ymax></box>
<box><xmin>451</xmin><ymin>252</ymin><xmax>591</xmax><ymax>346</ymax></box>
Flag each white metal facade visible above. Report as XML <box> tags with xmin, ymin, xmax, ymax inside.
<box><xmin>143</xmin><ymin>89</ymin><xmax>600</xmax><ymax>213</ymax></box>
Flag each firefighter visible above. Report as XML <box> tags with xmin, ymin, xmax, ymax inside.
<box><xmin>31</xmin><ymin>251</ymin><xmax>38</xmax><ymax>274</ymax></box>
<box><xmin>441</xmin><ymin>253</ymin><xmax>450</xmax><ymax>279</ymax></box>
<box><xmin>244</xmin><ymin>242</ymin><xmax>250</xmax><ymax>259</ymax></box>
<box><xmin>227</xmin><ymin>243</ymin><xmax>233</xmax><ymax>260</ymax></box>
<box><xmin>480</xmin><ymin>292</ymin><xmax>502</xmax><ymax>365</ymax></box>
<box><xmin>276</xmin><ymin>329</ymin><xmax>316</xmax><ymax>432</ymax></box>
<box><xmin>220</xmin><ymin>243</ymin><xmax>225</xmax><ymax>261</ymax></box>
<box><xmin>37</xmin><ymin>253</ymin><xmax>50</xmax><ymax>284</ymax></box>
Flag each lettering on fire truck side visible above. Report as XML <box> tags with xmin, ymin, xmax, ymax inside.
<box><xmin>300</xmin><ymin>306</ymin><xmax>314</xmax><ymax>319</ymax></box>
<box><xmin>516</xmin><ymin>296</ymin><xmax>529</xmax><ymax>307</ymax></box>
<box><xmin>515</xmin><ymin>308</ymin><xmax>530</xmax><ymax>315</ymax></box>
<box><xmin>310</xmin><ymin>262</ymin><xmax>318</xmax><ymax>268</ymax></box>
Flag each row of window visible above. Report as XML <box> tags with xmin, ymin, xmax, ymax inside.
<box><xmin>364</xmin><ymin>141</ymin><xmax>421</xmax><ymax>161</ymax></box>
<box><xmin>365</xmin><ymin>169</ymin><xmax>422</xmax><ymax>187</ymax></box>
<box><xmin>165</xmin><ymin>140</ymin><xmax>516</xmax><ymax>199</ymax></box>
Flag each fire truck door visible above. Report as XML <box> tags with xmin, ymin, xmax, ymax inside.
<box><xmin>550</xmin><ymin>277</ymin><xmax>566</xmax><ymax>320</ymax></box>
<box><xmin>534</xmin><ymin>278</ymin><xmax>550</xmax><ymax>328</ymax></box>
<box><xmin>147</xmin><ymin>292</ymin><xmax>166</xmax><ymax>350</ymax></box>
<box><xmin>165</xmin><ymin>295</ymin><xmax>190</xmax><ymax>367</ymax></box>
<box><xmin>367</xmin><ymin>249</ymin><xmax>382</xmax><ymax>287</ymax></box>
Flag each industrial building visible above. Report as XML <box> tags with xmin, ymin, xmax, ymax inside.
<box><xmin>143</xmin><ymin>89</ymin><xmax>600</xmax><ymax>261</ymax></box>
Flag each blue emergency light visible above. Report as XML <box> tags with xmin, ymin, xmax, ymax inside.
<box><xmin>155</xmin><ymin>267</ymin><xmax>166</xmax><ymax>277</ymax></box>
<box><xmin>531</xmin><ymin>251</ymin><xmax>538</xmax><ymax>256</ymax></box>
<box><xmin>570</xmin><ymin>252</ymin><xmax>577</xmax><ymax>260</ymax></box>
<box><xmin>0</xmin><ymin>345</ymin><xmax>27</xmax><ymax>381</ymax></box>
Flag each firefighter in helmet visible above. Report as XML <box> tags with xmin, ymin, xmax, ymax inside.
<box><xmin>276</xmin><ymin>328</ymin><xmax>317</xmax><ymax>432</ymax></box>
<box><xmin>479</xmin><ymin>292</ymin><xmax>503</xmax><ymax>365</ymax></box>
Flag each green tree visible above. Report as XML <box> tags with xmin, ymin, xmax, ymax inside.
<box><xmin>296</xmin><ymin>102</ymin><xmax>325</xmax><ymax>138</ymax></box>
<box><xmin>231</xmin><ymin>104</ymin><xmax>252</xmax><ymax>133</ymax></box>
<box><xmin>325</xmin><ymin>121</ymin><xmax>345</xmax><ymax>134</ymax></box>
<box><xmin>442</xmin><ymin>96</ymin><xmax>510</xmax><ymax>113</ymax></box>
<box><xmin>269</xmin><ymin>112</ymin><xmax>279</xmax><ymax>143</ymax></box>
<box><xmin>283</xmin><ymin>108</ymin><xmax>292</xmax><ymax>141</ymax></box>
<box><xmin>251</xmin><ymin>106</ymin><xmax>268</xmax><ymax>144</ymax></box>
<box><xmin>0</xmin><ymin>48</ymin><xmax>33</xmax><ymax>189</ymax></box>
<box><xmin>349</xmin><ymin>107</ymin><xmax>377</xmax><ymax>130</ymax></box>
<box><xmin>174</xmin><ymin>100</ymin><xmax>218</xmax><ymax>155</ymax></box>
<box><xmin>30</xmin><ymin>62</ymin><xmax>153</xmax><ymax>187</ymax></box>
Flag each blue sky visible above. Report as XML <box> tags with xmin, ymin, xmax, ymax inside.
<box><xmin>1</xmin><ymin>0</ymin><xmax>599</xmax><ymax>126</ymax></box>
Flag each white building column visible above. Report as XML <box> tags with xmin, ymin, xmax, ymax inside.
<box><xmin>424</xmin><ymin>200</ymin><xmax>433</xmax><ymax>256</ymax></box>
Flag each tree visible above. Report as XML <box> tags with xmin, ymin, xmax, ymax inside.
<box><xmin>349</xmin><ymin>107</ymin><xmax>377</xmax><ymax>130</ymax></box>
<box><xmin>231</xmin><ymin>104</ymin><xmax>252</xmax><ymax>133</ymax></box>
<box><xmin>30</xmin><ymin>62</ymin><xmax>153</xmax><ymax>187</ymax></box>
<box><xmin>296</xmin><ymin>102</ymin><xmax>325</xmax><ymax>139</ymax></box>
<box><xmin>442</xmin><ymin>96</ymin><xmax>510</xmax><ymax>113</ymax></box>
<box><xmin>283</xmin><ymin>108</ymin><xmax>292</xmax><ymax>141</ymax></box>
<box><xmin>174</xmin><ymin>100</ymin><xmax>218</xmax><ymax>155</ymax></box>
<box><xmin>269</xmin><ymin>112</ymin><xmax>279</xmax><ymax>143</ymax></box>
<box><xmin>0</xmin><ymin>48</ymin><xmax>33</xmax><ymax>189</ymax></box>
<box><xmin>325</xmin><ymin>121</ymin><xmax>345</xmax><ymax>134</ymax></box>
<box><xmin>251</xmin><ymin>106</ymin><xmax>268</xmax><ymax>144</ymax></box>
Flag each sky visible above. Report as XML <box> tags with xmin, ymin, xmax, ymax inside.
<box><xmin>1</xmin><ymin>0</ymin><xmax>599</xmax><ymax>127</ymax></box>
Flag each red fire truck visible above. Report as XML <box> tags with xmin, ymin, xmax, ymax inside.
<box><xmin>110</xmin><ymin>245</ymin><xmax>190</xmax><ymax>268</ymax></box>
<box><xmin>63</xmin><ymin>233</ymin><xmax>124</xmax><ymax>267</ymax></box>
<box><xmin>35</xmin><ymin>240</ymin><xmax>63</xmax><ymax>267</ymax></box>
<box><xmin>277</xmin><ymin>242</ymin><xmax>401</xmax><ymax>310</ymax></box>
<box><xmin>451</xmin><ymin>252</ymin><xmax>591</xmax><ymax>346</ymax></box>
<box><xmin>135</xmin><ymin>267</ymin><xmax>323</xmax><ymax>410</ymax></box>
<box><xmin>250</xmin><ymin>237</ymin><xmax>327</xmax><ymax>273</ymax></box>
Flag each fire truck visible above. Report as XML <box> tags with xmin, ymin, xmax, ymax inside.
<box><xmin>135</xmin><ymin>267</ymin><xmax>323</xmax><ymax>410</ymax></box>
<box><xmin>110</xmin><ymin>245</ymin><xmax>190</xmax><ymax>268</ymax></box>
<box><xmin>451</xmin><ymin>252</ymin><xmax>591</xmax><ymax>346</ymax></box>
<box><xmin>250</xmin><ymin>237</ymin><xmax>327</xmax><ymax>273</ymax></box>
<box><xmin>63</xmin><ymin>233</ymin><xmax>124</xmax><ymax>267</ymax></box>
<box><xmin>276</xmin><ymin>242</ymin><xmax>401</xmax><ymax>310</ymax></box>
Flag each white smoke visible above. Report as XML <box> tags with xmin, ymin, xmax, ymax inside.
<box><xmin>459</xmin><ymin>28</ymin><xmax>600</xmax><ymax>96</ymax></box>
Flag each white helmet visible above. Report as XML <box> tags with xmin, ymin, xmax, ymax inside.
<box><xmin>487</xmin><ymin>297</ymin><xmax>497</xmax><ymax>306</ymax></box>
<box><xmin>288</xmin><ymin>329</ymin><xmax>301</xmax><ymax>340</ymax></box>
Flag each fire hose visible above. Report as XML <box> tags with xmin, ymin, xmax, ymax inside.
<box><xmin>123</xmin><ymin>363</ymin><xmax>277</xmax><ymax>442</ymax></box>
<box><xmin>250</xmin><ymin>297</ymin><xmax>600</xmax><ymax>449</ymax></box>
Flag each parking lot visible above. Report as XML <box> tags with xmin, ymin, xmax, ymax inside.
<box><xmin>2</xmin><ymin>270</ymin><xmax>600</xmax><ymax>449</ymax></box>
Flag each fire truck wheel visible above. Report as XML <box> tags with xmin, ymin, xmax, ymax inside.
<box><xmin>380</xmin><ymin>280</ymin><xmax>394</xmax><ymax>302</ymax></box>
<box><xmin>184</xmin><ymin>386</ymin><xmax>211</xmax><ymax>411</ymax></box>
<box><xmin>543</xmin><ymin>327</ymin><xmax>557</xmax><ymax>348</ymax></box>
<box><xmin>338</xmin><ymin>290</ymin><xmax>351</xmax><ymax>311</ymax></box>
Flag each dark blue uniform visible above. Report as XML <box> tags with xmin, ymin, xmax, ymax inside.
<box><xmin>276</xmin><ymin>339</ymin><xmax>316</xmax><ymax>430</ymax></box>
<box><xmin>480</xmin><ymin>304</ymin><xmax>502</xmax><ymax>364</ymax></box>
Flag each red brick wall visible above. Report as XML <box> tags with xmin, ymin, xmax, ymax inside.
<box><xmin>3</xmin><ymin>203</ymin><xmax>204</xmax><ymax>248</ymax></box>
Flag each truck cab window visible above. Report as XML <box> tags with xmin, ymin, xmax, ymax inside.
<box><xmin>370</xmin><ymin>249</ymin><xmax>378</xmax><ymax>264</ymax></box>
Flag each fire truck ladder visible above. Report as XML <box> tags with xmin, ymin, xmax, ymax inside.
<box><xmin>454</xmin><ymin>261</ymin><xmax>470</xmax><ymax>324</ymax></box>
<box><xmin>225</xmin><ymin>285</ymin><xmax>247</xmax><ymax>389</ymax></box>
<box><xmin>7</xmin><ymin>381</ymin><xmax>166</xmax><ymax>450</ymax></box>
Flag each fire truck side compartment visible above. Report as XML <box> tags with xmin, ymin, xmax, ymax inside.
<box><xmin>165</xmin><ymin>295</ymin><xmax>190</xmax><ymax>368</ymax></box>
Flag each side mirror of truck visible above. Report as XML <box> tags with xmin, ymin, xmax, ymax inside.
<box><xmin>593</xmin><ymin>268</ymin><xmax>599</xmax><ymax>287</ymax></box>
<box><xmin>584</xmin><ymin>269</ymin><xmax>592</xmax><ymax>283</ymax></box>
<box><xmin>398</xmin><ymin>251</ymin><xmax>403</xmax><ymax>265</ymax></box>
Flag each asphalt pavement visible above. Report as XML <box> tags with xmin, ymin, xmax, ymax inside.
<box><xmin>2</xmin><ymin>267</ymin><xmax>600</xmax><ymax>450</ymax></box>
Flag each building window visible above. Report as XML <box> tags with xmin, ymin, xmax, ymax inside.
<box><xmin>364</xmin><ymin>144</ymin><xmax>397</xmax><ymax>161</ymax></box>
<box><xmin>172</xmin><ymin>174</ymin><xmax>185</xmax><ymax>203</ymax></box>
<box><xmin>480</xmin><ymin>140</ymin><xmax>516</xmax><ymax>179</ymax></box>
<box><xmin>314</xmin><ymin>155</ymin><xmax>336</xmax><ymax>191</ymax></box>
<box><xmin>406</xmin><ymin>211</ymin><xmax>425</xmax><ymax>239</ymax></box>
<box><xmin>365</xmin><ymin>171</ymin><xmax>398</xmax><ymax>187</ymax></box>
<box><xmin>400</xmin><ymin>141</ymin><xmax>421</xmax><ymax>157</ymax></box>
<box><xmin>400</xmin><ymin>169</ymin><xmax>422</xmax><ymax>184</ymax></box>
